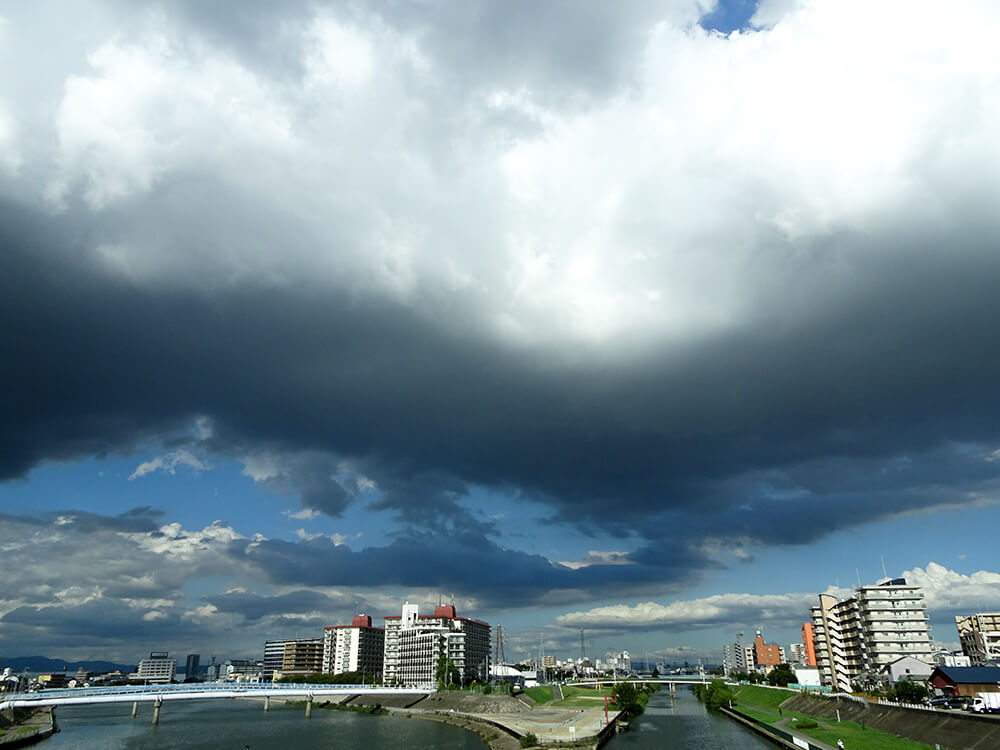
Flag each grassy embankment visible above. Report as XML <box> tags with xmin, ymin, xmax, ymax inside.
<box><xmin>522</xmin><ymin>684</ymin><xmax>654</xmax><ymax>712</ymax></box>
<box><xmin>732</xmin><ymin>685</ymin><xmax>935</xmax><ymax>750</ymax></box>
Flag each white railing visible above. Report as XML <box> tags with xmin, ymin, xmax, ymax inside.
<box><xmin>0</xmin><ymin>682</ymin><xmax>435</xmax><ymax>710</ymax></box>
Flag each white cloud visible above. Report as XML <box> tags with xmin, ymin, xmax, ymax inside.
<box><xmin>293</xmin><ymin>528</ymin><xmax>361</xmax><ymax>546</ymax></box>
<box><xmin>0</xmin><ymin>0</ymin><xmax>984</xmax><ymax>355</ymax></box>
<box><xmin>284</xmin><ymin>508</ymin><xmax>320</xmax><ymax>521</ymax></box>
<box><xmin>0</xmin><ymin>105</ymin><xmax>19</xmax><ymax>174</ymax></box>
<box><xmin>559</xmin><ymin>550</ymin><xmax>633</xmax><ymax>570</ymax></box>
<box><xmin>46</xmin><ymin>32</ymin><xmax>293</xmax><ymax>211</ymax></box>
<box><xmin>125</xmin><ymin>520</ymin><xmax>243</xmax><ymax>559</ymax></box>
<box><xmin>556</xmin><ymin>563</ymin><xmax>1000</xmax><ymax>633</ymax></box>
<box><xmin>901</xmin><ymin>562</ymin><xmax>1000</xmax><ymax>613</ymax></box>
<box><xmin>556</xmin><ymin>591</ymin><xmax>819</xmax><ymax>630</ymax></box>
<box><xmin>129</xmin><ymin>448</ymin><xmax>209</xmax><ymax>480</ymax></box>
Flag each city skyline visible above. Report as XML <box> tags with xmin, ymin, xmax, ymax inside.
<box><xmin>3</xmin><ymin>0</ymin><xmax>1000</xmax><ymax>665</ymax></box>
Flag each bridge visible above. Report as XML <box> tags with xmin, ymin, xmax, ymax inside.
<box><xmin>563</xmin><ymin>677</ymin><xmax>718</xmax><ymax>687</ymax></box>
<box><xmin>0</xmin><ymin>683</ymin><xmax>434</xmax><ymax>724</ymax></box>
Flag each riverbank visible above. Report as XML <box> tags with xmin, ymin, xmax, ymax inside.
<box><xmin>0</xmin><ymin>707</ymin><xmax>58</xmax><ymax>748</ymax></box>
<box><xmin>732</xmin><ymin>685</ymin><xmax>940</xmax><ymax>749</ymax></box>
<box><xmin>320</xmin><ymin>689</ymin><xmax>624</xmax><ymax>749</ymax></box>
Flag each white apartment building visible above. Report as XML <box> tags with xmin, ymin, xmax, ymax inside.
<box><xmin>323</xmin><ymin>614</ymin><xmax>385</xmax><ymax>679</ymax></box>
<box><xmin>789</xmin><ymin>643</ymin><xmax>806</xmax><ymax>664</ymax></box>
<box><xmin>955</xmin><ymin>613</ymin><xmax>1000</xmax><ymax>666</ymax></box>
<box><xmin>810</xmin><ymin>578</ymin><xmax>934</xmax><ymax>691</ymax></box>
<box><xmin>135</xmin><ymin>652</ymin><xmax>176</xmax><ymax>684</ymax></box>
<box><xmin>383</xmin><ymin>603</ymin><xmax>490</xmax><ymax>686</ymax></box>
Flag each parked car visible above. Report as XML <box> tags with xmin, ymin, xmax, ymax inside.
<box><xmin>926</xmin><ymin>695</ymin><xmax>951</xmax><ymax>708</ymax></box>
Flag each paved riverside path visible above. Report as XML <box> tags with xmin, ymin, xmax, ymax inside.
<box><xmin>454</xmin><ymin>705</ymin><xmax>619</xmax><ymax>744</ymax></box>
<box><xmin>551</xmin><ymin>684</ymin><xmax>564</xmax><ymax>702</ymax></box>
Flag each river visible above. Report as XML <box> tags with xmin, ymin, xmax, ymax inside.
<box><xmin>605</xmin><ymin>686</ymin><xmax>776</xmax><ymax>749</ymax></box>
<box><xmin>40</xmin><ymin>687</ymin><xmax>771</xmax><ymax>748</ymax></box>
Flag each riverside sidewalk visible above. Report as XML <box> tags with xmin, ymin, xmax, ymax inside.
<box><xmin>462</xmin><ymin>705</ymin><xmax>621</xmax><ymax>744</ymax></box>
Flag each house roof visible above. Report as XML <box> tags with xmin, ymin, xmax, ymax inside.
<box><xmin>931</xmin><ymin>666</ymin><xmax>1000</xmax><ymax>684</ymax></box>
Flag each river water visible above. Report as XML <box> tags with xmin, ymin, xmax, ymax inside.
<box><xmin>605</xmin><ymin>686</ymin><xmax>776</xmax><ymax>749</ymax></box>
<box><xmin>41</xmin><ymin>686</ymin><xmax>771</xmax><ymax>748</ymax></box>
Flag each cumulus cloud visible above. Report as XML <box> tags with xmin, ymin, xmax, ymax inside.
<box><xmin>555</xmin><ymin>563</ymin><xmax>1000</xmax><ymax>635</ymax></box>
<box><xmin>556</xmin><ymin>592</ymin><xmax>820</xmax><ymax>632</ymax></box>
<box><xmin>901</xmin><ymin>562</ymin><xmax>1000</xmax><ymax>615</ymax></box>
<box><xmin>129</xmin><ymin>448</ymin><xmax>209</xmax><ymax>480</ymax></box>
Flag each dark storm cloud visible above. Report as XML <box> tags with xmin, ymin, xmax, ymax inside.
<box><xmin>3</xmin><ymin>0</ymin><xmax>1000</xmax><ymax>621</ymax></box>
<box><xmin>206</xmin><ymin>589</ymin><xmax>345</xmax><ymax>623</ymax></box>
<box><xmin>4</xmin><ymin>197</ymin><xmax>1000</xmax><ymax>564</ymax></box>
<box><xmin>1</xmin><ymin>600</ymin><xmax>190</xmax><ymax>645</ymax></box>
<box><xmin>235</xmin><ymin>528</ymin><xmax>712</xmax><ymax>609</ymax></box>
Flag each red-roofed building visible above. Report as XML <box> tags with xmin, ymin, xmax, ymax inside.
<box><xmin>323</xmin><ymin>614</ymin><xmax>385</xmax><ymax>679</ymax></box>
<box><xmin>383</xmin><ymin>602</ymin><xmax>490</xmax><ymax>686</ymax></box>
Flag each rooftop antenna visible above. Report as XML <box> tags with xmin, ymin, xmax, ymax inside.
<box><xmin>856</xmin><ymin>568</ymin><xmax>862</xmax><ymax>587</ymax></box>
<box><xmin>881</xmin><ymin>555</ymin><xmax>888</xmax><ymax>579</ymax></box>
<box><xmin>580</xmin><ymin>629</ymin><xmax>586</xmax><ymax>661</ymax></box>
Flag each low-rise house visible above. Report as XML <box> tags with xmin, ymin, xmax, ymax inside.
<box><xmin>927</xmin><ymin>666</ymin><xmax>1000</xmax><ymax>697</ymax></box>
<box><xmin>879</xmin><ymin>656</ymin><xmax>933</xmax><ymax>685</ymax></box>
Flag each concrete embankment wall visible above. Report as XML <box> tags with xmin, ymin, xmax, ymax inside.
<box><xmin>0</xmin><ymin>707</ymin><xmax>57</xmax><ymax>748</ymax></box>
<box><xmin>780</xmin><ymin>694</ymin><xmax>1000</xmax><ymax>750</ymax></box>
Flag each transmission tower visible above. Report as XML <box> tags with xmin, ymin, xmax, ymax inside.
<box><xmin>493</xmin><ymin>624</ymin><xmax>506</xmax><ymax>666</ymax></box>
<box><xmin>538</xmin><ymin>632</ymin><xmax>546</xmax><ymax>679</ymax></box>
<box><xmin>580</xmin><ymin>629</ymin><xmax>585</xmax><ymax>661</ymax></box>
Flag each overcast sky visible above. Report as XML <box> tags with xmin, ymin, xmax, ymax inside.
<box><xmin>2</xmin><ymin>0</ymin><xmax>1000</xmax><ymax>667</ymax></box>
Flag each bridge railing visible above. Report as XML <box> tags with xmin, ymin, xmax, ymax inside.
<box><xmin>1</xmin><ymin>682</ymin><xmax>434</xmax><ymax>704</ymax></box>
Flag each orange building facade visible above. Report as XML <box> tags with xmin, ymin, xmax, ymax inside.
<box><xmin>801</xmin><ymin>622</ymin><xmax>818</xmax><ymax>666</ymax></box>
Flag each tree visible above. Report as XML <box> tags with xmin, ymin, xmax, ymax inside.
<box><xmin>436</xmin><ymin>654</ymin><xmax>459</xmax><ymax>689</ymax></box>
<box><xmin>693</xmin><ymin>679</ymin><xmax>736</xmax><ymax>711</ymax></box>
<box><xmin>893</xmin><ymin>681</ymin><xmax>929</xmax><ymax>704</ymax></box>
<box><xmin>613</xmin><ymin>682</ymin><xmax>641</xmax><ymax>716</ymax></box>
<box><xmin>766</xmin><ymin>664</ymin><xmax>796</xmax><ymax>687</ymax></box>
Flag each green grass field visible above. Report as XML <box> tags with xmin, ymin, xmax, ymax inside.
<box><xmin>521</xmin><ymin>686</ymin><xmax>554</xmax><ymax>704</ymax></box>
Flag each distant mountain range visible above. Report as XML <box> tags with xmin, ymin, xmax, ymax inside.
<box><xmin>0</xmin><ymin>656</ymin><xmax>135</xmax><ymax>674</ymax></box>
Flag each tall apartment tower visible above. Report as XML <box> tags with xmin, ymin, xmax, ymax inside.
<box><xmin>955</xmin><ymin>613</ymin><xmax>1000</xmax><ymax>665</ymax></box>
<box><xmin>722</xmin><ymin>632</ymin><xmax>756</xmax><ymax>676</ymax></box>
<box><xmin>323</xmin><ymin>614</ymin><xmax>385</xmax><ymax>679</ymax></box>
<box><xmin>801</xmin><ymin>622</ymin><xmax>818</xmax><ymax>666</ymax></box>
<box><xmin>811</xmin><ymin>578</ymin><xmax>933</xmax><ymax>691</ymax></box>
<box><xmin>262</xmin><ymin>637</ymin><xmax>323</xmax><ymax>682</ymax></box>
<box><xmin>383</xmin><ymin>602</ymin><xmax>490</xmax><ymax>686</ymax></box>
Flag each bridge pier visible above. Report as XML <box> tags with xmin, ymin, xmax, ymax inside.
<box><xmin>131</xmin><ymin>701</ymin><xmax>138</xmax><ymax>718</ymax></box>
<box><xmin>670</xmin><ymin>683</ymin><xmax>676</xmax><ymax>696</ymax></box>
<box><xmin>152</xmin><ymin>698</ymin><xmax>162</xmax><ymax>726</ymax></box>
<box><xmin>264</xmin><ymin>696</ymin><xmax>270</xmax><ymax>712</ymax></box>
<box><xmin>305</xmin><ymin>696</ymin><xmax>313</xmax><ymax>719</ymax></box>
